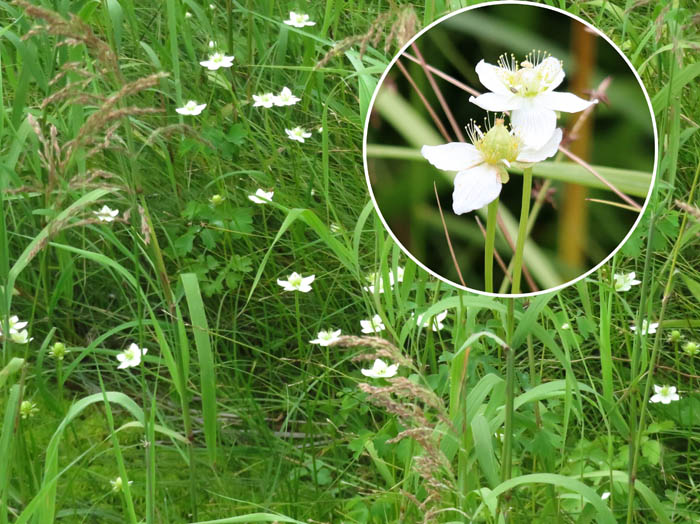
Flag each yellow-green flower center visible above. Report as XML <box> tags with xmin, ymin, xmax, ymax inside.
<box><xmin>475</xmin><ymin>120</ymin><xmax>520</xmax><ymax>165</ymax></box>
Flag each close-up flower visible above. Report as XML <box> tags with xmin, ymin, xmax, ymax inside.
<box><xmin>469</xmin><ymin>52</ymin><xmax>597</xmax><ymax>148</ymax></box>
<box><xmin>209</xmin><ymin>194</ymin><xmax>225</xmax><ymax>206</ymax></box>
<box><xmin>360</xmin><ymin>314</ymin><xmax>385</xmax><ymax>334</ymax></box>
<box><xmin>93</xmin><ymin>205</ymin><xmax>119</xmax><ymax>222</ymax></box>
<box><xmin>360</xmin><ymin>358</ymin><xmax>399</xmax><ymax>379</ymax></box>
<box><xmin>116</xmin><ymin>343</ymin><xmax>148</xmax><ymax>369</ymax></box>
<box><xmin>10</xmin><ymin>329</ymin><xmax>33</xmax><ymax>344</ymax></box>
<box><xmin>248</xmin><ymin>189</ymin><xmax>274</xmax><ymax>204</ymax></box>
<box><xmin>176</xmin><ymin>100</ymin><xmax>207</xmax><ymax>116</ymax></box>
<box><xmin>613</xmin><ymin>271</ymin><xmax>641</xmax><ymax>292</ymax></box>
<box><xmin>285</xmin><ymin>126</ymin><xmax>312</xmax><ymax>143</ymax></box>
<box><xmin>277</xmin><ymin>272</ymin><xmax>315</xmax><ymax>293</ymax></box>
<box><xmin>683</xmin><ymin>341</ymin><xmax>699</xmax><ymax>356</ymax></box>
<box><xmin>631</xmin><ymin>320</ymin><xmax>659</xmax><ymax>336</ymax></box>
<box><xmin>283</xmin><ymin>11</ymin><xmax>316</xmax><ymax>28</ymax></box>
<box><xmin>199</xmin><ymin>52</ymin><xmax>235</xmax><ymax>70</ymax></box>
<box><xmin>309</xmin><ymin>329</ymin><xmax>342</xmax><ymax>346</ymax></box>
<box><xmin>273</xmin><ymin>87</ymin><xmax>301</xmax><ymax>106</ymax></box>
<box><xmin>415</xmin><ymin>309</ymin><xmax>448</xmax><ymax>331</ymax></box>
<box><xmin>253</xmin><ymin>93</ymin><xmax>276</xmax><ymax>108</ymax></box>
<box><xmin>649</xmin><ymin>385</ymin><xmax>680</xmax><ymax>404</ymax></box>
<box><xmin>421</xmin><ymin>118</ymin><xmax>561</xmax><ymax>214</ymax></box>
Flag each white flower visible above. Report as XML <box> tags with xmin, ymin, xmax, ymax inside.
<box><xmin>421</xmin><ymin>118</ymin><xmax>561</xmax><ymax>214</ymax></box>
<box><xmin>93</xmin><ymin>205</ymin><xmax>119</xmax><ymax>222</ymax></box>
<box><xmin>361</xmin><ymin>358</ymin><xmax>398</xmax><ymax>379</ymax></box>
<box><xmin>116</xmin><ymin>343</ymin><xmax>148</xmax><ymax>369</ymax></box>
<box><xmin>649</xmin><ymin>384</ymin><xmax>680</xmax><ymax>404</ymax></box>
<box><xmin>330</xmin><ymin>223</ymin><xmax>341</xmax><ymax>233</ymax></box>
<box><xmin>185</xmin><ymin>11</ymin><xmax>192</xmax><ymax>18</ymax></box>
<box><xmin>110</xmin><ymin>476</ymin><xmax>133</xmax><ymax>493</ymax></box>
<box><xmin>469</xmin><ymin>53</ymin><xmax>597</xmax><ymax>149</ymax></box>
<box><xmin>253</xmin><ymin>93</ymin><xmax>276</xmax><ymax>108</ymax></box>
<box><xmin>277</xmin><ymin>272</ymin><xmax>315</xmax><ymax>293</ymax></box>
<box><xmin>317</xmin><ymin>127</ymin><xmax>323</xmax><ymax>133</ymax></box>
<box><xmin>248</xmin><ymin>188</ymin><xmax>274</xmax><ymax>204</ymax></box>
<box><xmin>208</xmin><ymin>40</ymin><xmax>216</xmax><ymax>48</ymax></box>
<box><xmin>309</xmin><ymin>329</ymin><xmax>342</xmax><ymax>346</ymax></box>
<box><xmin>561</xmin><ymin>322</ymin><xmax>570</xmax><ymax>330</ymax></box>
<box><xmin>601</xmin><ymin>492</ymin><xmax>611</xmax><ymax>500</ymax></box>
<box><xmin>631</xmin><ymin>320</ymin><xmax>659</xmax><ymax>336</ymax></box>
<box><xmin>209</xmin><ymin>3</ymin><xmax>215</xmax><ymax>9</ymax></box>
<box><xmin>285</xmin><ymin>126</ymin><xmax>312</xmax><ymax>143</ymax></box>
<box><xmin>613</xmin><ymin>272</ymin><xmax>641</xmax><ymax>292</ymax></box>
<box><xmin>283</xmin><ymin>11</ymin><xmax>316</xmax><ymax>28</ymax></box>
<box><xmin>176</xmin><ymin>100</ymin><xmax>207</xmax><ymax>116</ymax></box>
<box><xmin>415</xmin><ymin>310</ymin><xmax>448</xmax><ymax>331</ymax></box>
<box><xmin>10</xmin><ymin>330</ymin><xmax>32</xmax><ymax>344</ymax></box>
<box><xmin>199</xmin><ymin>52</ymin><xmax>235</xmax><ymax>70</ymax></box>
<box><xmin>8</xmin><ymin>315</ymin><xmax>28</xmax><ymax>333</ymax></box>
<box><xmin>273</xmin><ymin>86</ymin><xmax>300</xmax><ymax>106</ymax></box>
<box><xmin>360</xmin><ymin>314</ymin><xmax>385</xmax><ymax>334</ymax></box>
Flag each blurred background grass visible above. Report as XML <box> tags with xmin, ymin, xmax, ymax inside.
<box><xmin>366</xmin><ymin>3</ymin><xmax>655</xmax><ymax>292</ymax></box>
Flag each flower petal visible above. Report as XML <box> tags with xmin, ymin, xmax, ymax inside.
<box><xmin>474</xmin><ymin>60</ymin><xmax>512</xmax><ymax>95</ymax></box>
<box><xmin>421</xmin><ymin>143</ymin><xmax>482</xmax><ymax>172</ymax></box>
<box><xmin>537</xmin><ymin>56</ymin><xmax>565</xmax><ymax>92</ymax></box>
<box><xmin>516</xmin><ymin>128</ymin><xmax>562</xmax><ymax>164</ymax></box>
<box><xmin>469</xmin><ymin>92</ymin><xmax>522</xmax><ymax>112</ymax></box>
<box><xmin>510</xmin><ymin>105</ymin><xmax>557</xmax><ymax>149</ymax></box>
<box><xmin>452</xmin><ymin>164</ymin><xmax>503</xmax><ymax>215</ymax></box>
<box><xmin>536</xmin><ymin>91</ymin><xmax>597</xmax><ymax>113</ymax></box>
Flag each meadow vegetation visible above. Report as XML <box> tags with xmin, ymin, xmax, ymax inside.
<box><xmin>0</xmin><ymin>1</ymin><xmax>699</xmax><ymax>523</ymax></box>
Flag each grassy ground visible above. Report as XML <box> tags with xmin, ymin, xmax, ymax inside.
<box><xmin>1</xmin><ymin>0</ymin><xmax>699</xmax><ymax>523</ymax></box>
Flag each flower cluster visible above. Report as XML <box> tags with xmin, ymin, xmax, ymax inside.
<box><xmin>363</xmin><ymin>267</ymin><xmax>404</xmax><ymax>294</ymax></box>
<box><xmin>253</xmin><ymin>87</ymin><xmax>301</xmax><ymax>108</ymax></box>
<box><xmin>422</xmin><ymin>51</ymin><xmax>597</xmax><ymax>215</ymax></box>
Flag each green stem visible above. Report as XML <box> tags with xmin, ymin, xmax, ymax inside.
<box><xmin>484</xmin><ymin>198</ymin><xmax>499</xmax><ymax>293</ymax></box>
<box><xmin>511</xmin><ymin>167</ymin><xmax>533</xmax><ymax>294</ymax></box>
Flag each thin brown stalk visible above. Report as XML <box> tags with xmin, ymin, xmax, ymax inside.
<box><xmin>395</xmin><ymin>58</ymin><xmax>451</xmax><ymax>142</ymax></box>
<box><xmin>434</xmin><ymin>182</ymin><xmax>466</xmax><ymax>287</ymax></box>
<box><xmin>402</xmin><ymin>52</ymin><xmax>481</xmax><ymax>97</ymax></box>
<box><xmin>585</xmin><ymin>198</ymin><xmax>639</xmax><ymax>211</ymax></box>
<box><xmin>410</xmin><ymin>43</ymin><xmax>465</xmax><ymax>142</ymax></box>
<box><xmin>558</xmin><ymin>147</ymin><xmax>641</xmax><ymax>210</ymax></box>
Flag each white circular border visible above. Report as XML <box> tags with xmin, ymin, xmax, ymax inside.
<box><xmin>362</xmin><ymin>0</ymin><xmax>658</xmax><ymax>298</ymax></box>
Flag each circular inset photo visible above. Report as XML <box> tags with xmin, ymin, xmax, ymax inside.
<box><xmin>364</xmin><ymin>1</ymin><xmax>656</xmax><ymax>296</ymax></box>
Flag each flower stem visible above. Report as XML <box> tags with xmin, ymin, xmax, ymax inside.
<box><xmin>484</xmin><ymin>198</ymin><xmax>499</xmax><ymax>293</ymax></box>
<box><xmin>511</xmin><ymin>167</ymin><xmax>533</xmax><ymax>294</ymax></box>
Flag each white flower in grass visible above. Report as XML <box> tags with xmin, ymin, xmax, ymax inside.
<box><xmin>286</xmin><ymin>126</ymin><xmax>312</xmax><ymax>143</ymax></box>
<box><xmin>561</xmin><ymin>322</ymin><xmax>570</xmax><ymax>330</ymax></box>
<box><xmin>631</xmin><ymin>320</ymin><xmax>659</xmax><ymax>336</ymax></box>
<box><xmin>253</xmin><ymin>93</ymin><xmax>276</xmax><ymax>108</ymax></box>
<box><xmin>361</xmin><ymin>358</ymin><xmax>398</xmax><ymax>379</ymax></box>
<box><xmin>209</xmin><ymin>3</ymin><xmax>215</xmax><ymax>9</ymax></box>
<box><xmin>208</xmin><ymin>40</ymin><xmax>216</xmax><ymax>48</ymax></box>
<box><xmin>363</xmin><ymin>267</ymin><xmax>404</xmax><ymax>294</ymax></box>
<box><xmin>8</xmin><ymin>315</ymin><xmax>28</xmax><ymax>333</ymax></box>
<box><xmin>10</xmin><ymin>329</ymin><xmax>32</xmax><ymax>344</ymax></box>
<box><xmin>176</xmin><ymin>100</ymin><xmax>207</xmax><ymax>116</ymax></box>
<box><xmin>273</xmin><ymin>86</ymin><xmax>301</xmax><ymax>106</ymax></box>
<box><xmin>93</xmin><ymin>205</ymin><xmax>119</xmax><ymax>222</ymax></box>
<box><xmin>277</xmin><ymin>272</ymin><xmax>315</xmax><ymax>293</ymax></box>
<box><xmin>310</xmin><ymin>329</ymin><xmax>342</xmax><ymax>346</ymax></box>
<box><xmin>116</xmin><ymin>343</ymin><xmax>148</xmax><ymax>369</ymax></box>
<box><xmin>330</xmin><ymin>223</ymin><xmax>341</xmax><ymax>233</ymax></box>
<box><xmin>110</xmin><ymin>476</ymin><xmax>133</xmax><ymax>493</ymax></box>
<box><xmin>248</xmin><ymin>188</ymin><xmax>274</xmax><ymax>204</ymax></box>
<box><xmin>185</xmin><ymin>11</ymin><xmax>192</xmax><ymax>18</ymax></box>
<box><xmin>649</xmin><ymin>385</ymin><xmax>680</xmax><ymax>404</ymax></box>
<box><xmin>317</xmin><ymin>127</ymin><xmax>323</xmax><ymax>133</ymax></box>
<box><xmin>421</xmin><ymin>118</ymin><xmax>561</xmax><ymax>214</ymax></box>
<box><xmin>415</xmin><ymin>310</ymin><xmax>448</xmax><ymax>332</ymax></box>
<box><xmin>613</xmin><ymin>272</ymin><xmax>641</xmax><ymax>292</ymax></box>
<box><xmin>199</xmin><ymin>52</ymin><xmax>235</xmax><ymax>70</ymax></box>
<box><xmin>284</xmin><ymin>11</ymin><xmax>316</xmax><ymax>28</ymax></box>
<box><xmin>601</xmin><ymin>492</ymin><xmax>611</xmax><ymax>501</ymax></box>
<box><xmin>469</xmin><ymin>52</ymin><xmax>597</xmax><ymax>149</ymax></box>
<box><xmin>360</xmin><ymin>314</ymin><xmax>385</xmax><ymax>334</ymax></box>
